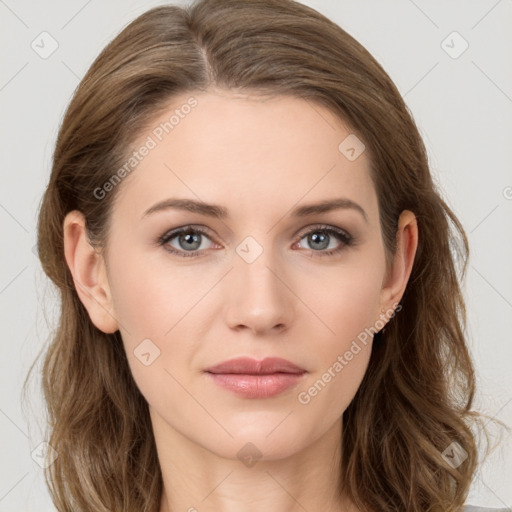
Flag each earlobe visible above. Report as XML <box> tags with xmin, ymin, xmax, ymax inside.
<box><xmin>379</xmin><ymin>210</ymin><xmax>418</xmax><ymax>315</ymax></box>
<box><xmin>63</xmin><ymin>210</ymin><xmax>119</xmax><ymax>334</ymax></box>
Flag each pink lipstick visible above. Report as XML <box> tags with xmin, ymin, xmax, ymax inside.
<box><xmin>204</xmin><ymin>357</ymin><xmax>306</xmax><ymax>399</ymax></box>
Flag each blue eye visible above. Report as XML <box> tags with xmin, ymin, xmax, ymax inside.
<box><xmin>295</xmin><ymin>225</ymin><xmax>354</xmax><ymax>257</ymax></box>
<box><xmin>158</xmin><ymin>226</ymin><xmax>214</xmax><ymax>258</ymax></box>
<box><xmin>157</xmin><ymin>224</ymin><xmax>354</xmax><ymax>258</ymax></box>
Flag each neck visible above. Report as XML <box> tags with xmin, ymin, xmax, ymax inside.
<box><xmin>152</xmin><ymin>409</ymin><xmax>357</xmax><ymax>512</ymax></box>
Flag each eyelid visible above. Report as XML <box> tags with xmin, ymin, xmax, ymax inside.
<box><xmin>157</xmin><ymin>224</ymin><xmax>216</xmax><ymax>247</ymax></box>
<box><xmin>294</xmin><ymin>223</ymin><xmax>352</xmax><ymax>240</ymax></box>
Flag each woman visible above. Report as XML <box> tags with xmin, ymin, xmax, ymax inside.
<box><xmin>30</xmin><ymin>0</ymin><xmax>507</xmax><ymax>510</ymax></box>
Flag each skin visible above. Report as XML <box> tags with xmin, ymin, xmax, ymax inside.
<box><xmin>63</xmin><ymin>88</ymin><xmax>418</xmax><ymax>512</ymax></box>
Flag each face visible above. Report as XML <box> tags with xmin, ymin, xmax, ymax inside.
<box><xmin>87</xmin><ymin>89</ymin><xmax>403</xmax><ymax>460</ymax></box>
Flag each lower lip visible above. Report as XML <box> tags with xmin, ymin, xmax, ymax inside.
<box><xmin>205</xmin><ymin>372</ymin><xmax>306</xmax><ymax>398</ymax></box>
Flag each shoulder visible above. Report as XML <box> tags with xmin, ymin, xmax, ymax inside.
<box><xmin>463</xmin><ymin>506</ymin><xmax>510</xmax><ymax>512</ymax></box>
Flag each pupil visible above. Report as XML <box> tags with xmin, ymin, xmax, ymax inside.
<box><xmin>181</xmin><ymin>232</ymin><xmax>200</xmax><ymax>250</ymax></box>
<box><xmin>310</xmin><ymin>232</ymin><xmax>328</xmax><ymax>250</ymax></box>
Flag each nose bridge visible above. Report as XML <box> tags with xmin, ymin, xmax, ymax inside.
<box><xmin>226</xmin><ymin>233</ymin><xmax>293</xmax><ymax>331</ymax></box>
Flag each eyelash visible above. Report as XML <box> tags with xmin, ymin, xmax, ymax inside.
<box><xmin>157</xmin><ymin>224</ymin><xmax>355</xmax><ymax>259</ymax></box>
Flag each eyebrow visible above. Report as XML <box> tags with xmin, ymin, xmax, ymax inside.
<box><xmin>141</xmin><ymin>197</ymin><xmax>368</xmax><ymax>223</ymax></box>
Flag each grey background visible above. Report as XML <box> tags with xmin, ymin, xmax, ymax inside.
<box><xmin>1</xmin><ymin>0</ymin><xmax>511</xmax><ymax>510</ymax></box>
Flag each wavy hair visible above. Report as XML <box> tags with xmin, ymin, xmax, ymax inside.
<box><xmin>26</xmin><ymin>0</ymin><xmax>505</xmax><ymax>510</ymax></box>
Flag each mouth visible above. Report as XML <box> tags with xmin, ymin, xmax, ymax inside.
<box><xmin>204</xmin><ymin>356</ymin><xmax>306</xmax><ymax>375</ymax></box>
<box><xmin>204</xmin><ymin>357</ymin><xmax>307</xmax><ymax>398</ymax></box>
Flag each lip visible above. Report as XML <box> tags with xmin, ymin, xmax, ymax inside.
<box><xmin>204</xmin><ymin>357</ymin><xmax>307</xmax><ymax>399</ymax></box>
<box><xmin>205</xmin><ymin>357</ymin><xmax>305</xmax><ymax>375</ymax></box>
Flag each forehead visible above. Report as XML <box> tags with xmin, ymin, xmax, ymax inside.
<box><xmin>112</xmin><ymin>89</ymin><xmax>378</xmax><ymax>225</ymax></box>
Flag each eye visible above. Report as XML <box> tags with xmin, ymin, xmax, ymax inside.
<box><xmin>294</xmin><ymin>224</ymin><xmax>354</xmax><ymax>257</ymax></box>
<box><xmin>157</xmin><ymin>224</ymin><xmax>354</xmax><ymax>258</ymax></box>
<box><xmin>158</xmin><ymin>226</ymin><xmax>215</xmax><ymax>258</ymax></box>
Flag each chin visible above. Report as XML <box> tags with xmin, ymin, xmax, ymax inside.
<box><xmin>205</xmin><ymin>423</ymin><xmax>312</xmax><ymax>463</ymax></box>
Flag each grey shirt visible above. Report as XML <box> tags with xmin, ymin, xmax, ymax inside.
<box><xmin>463</xmin><ymin>506</ymin><xmax>510</xmax><ymax>511</ymax></box>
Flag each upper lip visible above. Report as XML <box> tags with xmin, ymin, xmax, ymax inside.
<box><xmin>205</xmin><ymin>357</ymin><xmax>306</xmax><ymax>375</ymax></box>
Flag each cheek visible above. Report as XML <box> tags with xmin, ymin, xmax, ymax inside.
<box><xmin>295</xmin><ymin>288</ymin><xmax>379</xmax><ymax>426</ymax></box>
<box><xmin>110</xmin><ymin>266</ymin><xmax>161</xmax><ymax>336</ymax></box>
<box><xmin>295</xmin><ymin>254</ymin><xmax>383</xmax><ymax>414</ymax></box>
<box><xmin>107</xmin><ymin>250</ymin><xmax>206</xmax><ymax>404</ymax></box>
<box><xmin>296</xmin><ymin>340</ymin><xmax>372</xmax><ymax>434</ymax></box>
<box><xmin>108</xmin><ymin>247</ymin><xmax>184</xmax><ymax>338</ymax></box>
<box><xmin>309</xmin><ymin>255</ymin><xmax>384</xmax><ymax>348</ymax></box>
<box><xmin>107</xmin><ymin>251</ymin><xmax>176</xmax><ymax>377</ymax></box>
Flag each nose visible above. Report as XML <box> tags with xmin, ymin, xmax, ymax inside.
<box><xmin>224</xmin><ymin>246</ymin><xmax>294</xmax><ymax>335</ymax></box>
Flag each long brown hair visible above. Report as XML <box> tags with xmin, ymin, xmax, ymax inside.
<box><xmin>27</xmin><ymin>0</ymin><xmax>505</xmax><ymax>510</ymax></box>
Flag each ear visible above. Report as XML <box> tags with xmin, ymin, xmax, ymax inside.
<box><xmin>63</xmin><ymin>210</ymin><xmax>119</xmax><ymax>334</ymax></box>
<box><xmin>378</xmin><ymin>210</ymin><xmax>418</xmax><ymax>319</ymax></box>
